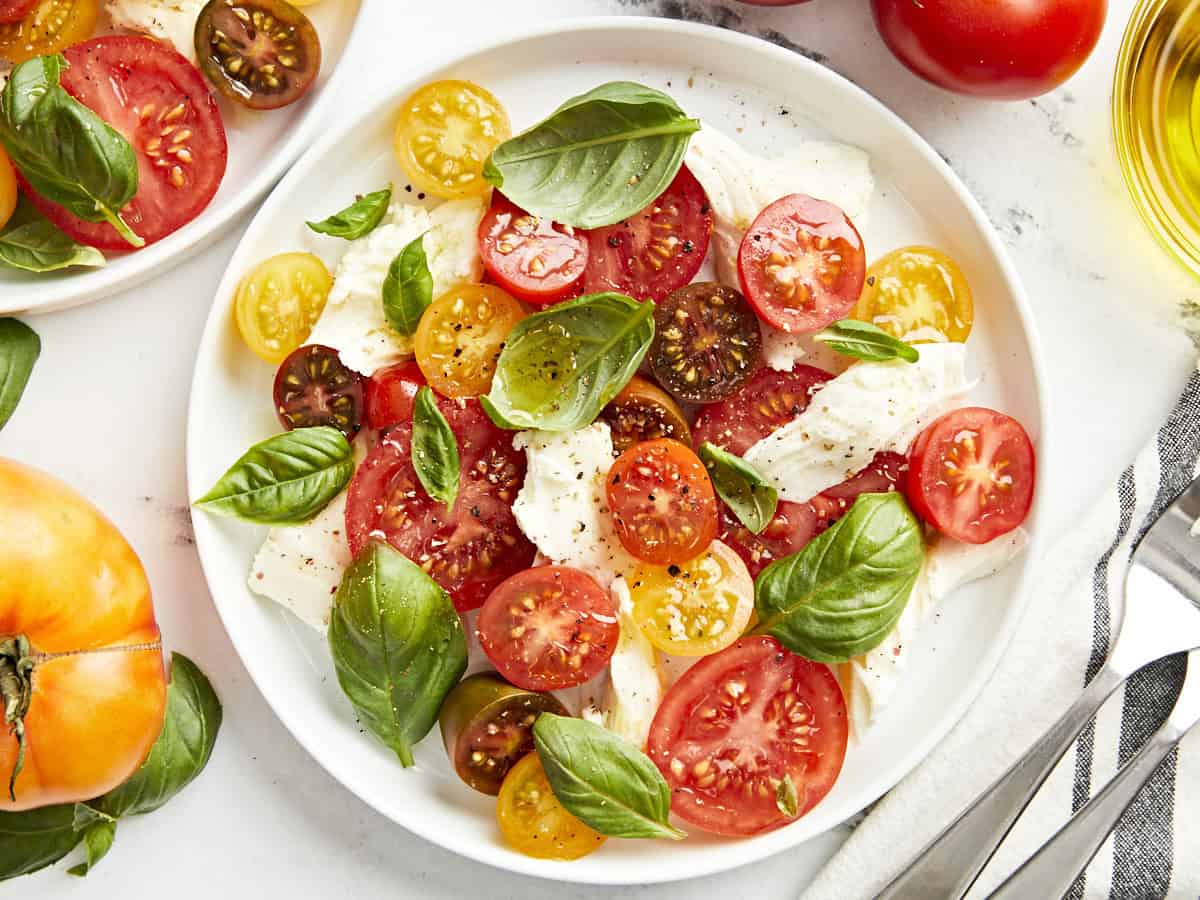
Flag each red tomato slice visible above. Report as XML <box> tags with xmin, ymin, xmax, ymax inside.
<box><xmin>345</xmin><ymin>398</ymin><xmax>535</xmax><ymax>611</ymax></box>
<box><xmin>0</xmin><ymin>0</ymin><xmax>36</xmax><ymax>23</ymax></box>
<box><xmin>479</xmin><ymin>193</ymin><xmax>588</xmax><ymax>305</ymax></box>
<box><xmin>810</xmin><ymin>451</ymin><xmax>907</xmax><ymax>527</ymax></box>
<box><xmin>23</xmin><ymin>36</ymin><xmax>228</xmax><ymax>250</ymax></box>
<box><xmin>364</xmin><ymin>360</ymin><xmax>427</xmax><ymax>431</ymax></box>
<box><xmin>692</xmin><ymin>366</ymin><xmax>833</xmax><ymax>456</ymax></box>
<box><xmin>648</xmin><ymin>636</ymin><xmax>848</xmax><ymax>836</ymax></box>
<box><xmin>606</xmin><ymin>438</ymin><xmax>718</xmax><ymax>566</ymax></box>
<box><xmin>476</xmin><ymin>566</ymin><xmax>619</xmax><ymax>692</ymax></box>
<box><xmin>581</xmin><ymin>165</ymin><xmax>713</xmax><ymax>302</ymax></box>
<box><xmin>737</xmin><ymin>194</ymin><xmax>865</xmax><ymax>333</ymax></box>
<box><xmin>906</xmin><ymin>407</ymin><xmax>1035</xmax><ymax>544</ymax></box>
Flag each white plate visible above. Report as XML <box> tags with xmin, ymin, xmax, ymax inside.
<box><xmin>187</xmin><ymin>17</ymin><xmax>1050</xmax><ymax>885</ymax></box>
<box><xmin>0</xmin><ymin>0</ymin><xmax>369</xmax><ymax>315</ymax></box>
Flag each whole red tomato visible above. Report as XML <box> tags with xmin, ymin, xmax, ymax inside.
<box><xmin>871</xmin><ymin>0</ymin><xmax>1107</xmax><ymax>100</ymax></box>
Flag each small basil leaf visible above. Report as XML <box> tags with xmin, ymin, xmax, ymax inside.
<box><xmin>775</xmin><ymin>775</ymin><xmax>799</xmax><ymax>819</ymax></box>
<box><xmin>484</xmin><ymin>292</ymin><xmax>655</xmax><ymax>432</ymax></box>
<box><xmin>0</xmin><ymin>318</ymin><xmax>39</xmax><ymax>432</ymax></box>
<box><xmin>93</xmin><ymin>653</ymin><xmax>222</xmax><ymax>820</ymax></box>
<box><xmin>484</xmin><ymin>81</ymin><xmax>700</xmax><ymax>229</ymax></box>
<box><xmin>382</xmin><ymin>232</ymin><xmax>433</xmax><ymax>336</ymax></box>
<box><xmin>699</xmin><ymin>441</ymin><xmax>777</xmax><ymax>534</ymax></box>
<box><xmin>0</xmin><ymin>198</ymin><xmax>105</xmax><ymax>273</ymax></box>
<box><xmin>754</xmin><ymin>493</ymin><xmax>923</xmax><ymax>663</ymax></box>
<box><xmin>0</xmin><ymin>804</ymin><xmax>86</xmax><ymax>881</ymax></box>
<box><xmin>66</xmin><ymin>820</ymin><xmax>116</xmax><ymax>878</ymax></box>
<box><xmin>0</xmin><ymin>56</ymin><xmax>142</xmax><ymax>248</ymax></box>
<box><xmin>412</xmin><ymin>387</ymin><xmax>459</xmax><ymax>509</ymax></box>
<box><xmin>195</xmin><ymin>426</ymin><xmax>354</xmax><ymax>525</ymax></box>
<box><xmin>813</xmin><ymin>319</ymin><xmax>920</xmax><ymax>363</ymax></box>
<box><xmin>532</xmin><ymin>713</ymin><xmax>685</xmax><ymax>840</ymax></box>
<box><xmin>328</xmin><ymin>542</ymin><xmax>467</xmax><ymax>767</ymax></box>
<box><xmin>306</xmin><ymin>186</ymin><xmax>392</xmax><ymax>239</ymax></box>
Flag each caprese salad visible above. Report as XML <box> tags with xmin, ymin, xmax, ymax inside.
<box><xmin>196</xmin><ymin>78</ymin><xmax>1036</xmax><ymax>860</ymax></box>
<box><xmin>0</xmin><ymin>0</ymin><xmax>327</xmax><ymax>273</ymax></box>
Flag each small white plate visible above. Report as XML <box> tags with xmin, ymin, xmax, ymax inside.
<box><xmin>0</xmin><ymin>0</ymin><xmax>369</xmax><ymax>315</ymax></box>
<box><xmin>187</xmin><ymin>17</ymin><xmax>1050</xmax><ymax>885</ymax></box>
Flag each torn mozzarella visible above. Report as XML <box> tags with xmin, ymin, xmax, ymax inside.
<box><xmin>597</xmin><ymin>577</ymin><xmax>663</xmax><ymax>748</ymax></box>
<box><xmin>107</xmin><ymin>0</ymin><xmax>205</xmax><ymax>62</ymax></box>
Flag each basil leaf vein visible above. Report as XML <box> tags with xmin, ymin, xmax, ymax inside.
<box><xmin>328</xmin><ymin>542</ymin><xmax>467</xmax><ymax>767</ymax></box>
<box><xmin>382</xmin><ymin>232</ymin><xmax>433</xmax><ymax>336</ymax></box>
<box><xmin>0</xmin><ymin>318</ymin><xmax>39</xmax><ymax>432</ymax></box>
<box><xmin>0</xmin><ymin>198</ymin><xmax>105</xmax><ymax>273</ymax></box>
<box><xmin>754</xmin><ymin>492</ymin><xmax>924</xmax><ymax>662</ymax></box>
<box><xmin>306</xmin><ymin>186</ymin><xmax>392</xmax><ymax>239</ymax></box>
<box><xmin>699</xmin><ymin>441</ymin><xmax>777</xmax><ymax>534</ymax></box>
<box><xmin>484</xmin><ymin>81</ymin><xmax>700</xmax><ymax>229</ymax></box>
<box><xmin>194</xmin><ymin>426</ymin><xmax>354</xmax><ymax>525</ymax></box>
<box><xmin>813</xmin><ymin>319</ymin><xmax>920</xmax><ymax>363</ymax></box>
<box><xmin>412</xmin><ymin>387</ymin><xmax>459</xmax><ymax>509</ymax></box>
<box><xmin>532</xmin><ymin>714</ymin><xmax>685</xmax><ymax>840</ymax></box>
<box><xmin>483</xmin><ymin>292</ymin><xmax>654</xmax><ymax>432</ymax></box>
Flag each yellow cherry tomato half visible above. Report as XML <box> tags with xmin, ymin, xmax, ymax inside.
<box><xmin>855</xmin><ymin>245</ymin><xmax>974</xmax><ymax>343</ymax></box>
<box><xmin>0</xmin><ymin>0</ymin><xmax>99</xmax><ymax>64</ymax></box>
<box><xmin>496</xmin><ymin>752</ymin><xmax>606</xmax><ymax>860</ymax></box>
<box><xmin>234</xmin><ymin>252</ymin><xmax>332</xmax><ymax>364</ymax></box>
<box><xmin>0</xmin><ymin>145</ymin><xmax>16</xmax><ymax>231</ymax></box>
<box><xmin>394</xmin><ymin>79</ymin><xmax>511</xmax><ymax>200</ymax></box>
<box><xmin>415</xmin><ymin>283</ymin><xmax>525</xmax><ymax>398</ymax></box>
<box><xmin>629</xmin><ymin>539</ymin><xmax>754</xmax><ymax>657</ymax></box>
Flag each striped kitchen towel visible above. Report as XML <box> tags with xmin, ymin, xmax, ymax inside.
<box><xmin>803</xmin><ymin>368</ymin><xmax>1200</xmax><ymax>900</ymax></box>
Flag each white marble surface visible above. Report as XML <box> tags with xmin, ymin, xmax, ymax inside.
<box><xmin>7</xmin><ymin>0</ymin><xmax>1199</xmax><ymax>897</ymax></box>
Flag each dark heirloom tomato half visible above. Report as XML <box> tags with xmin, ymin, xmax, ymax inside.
<box><xmin>364</xmin><ymin>360</ymin><xmax>426</xmax><ymax>431</ymax></box>
<box><xmin>195</xmin><ymin>0</ymin><xmax>322</xmax><ymax>110</ymax></box>
<box><xmin>650</xmin><ymin>283</ymin><xmax>762</xmax><ymax>404</ymax></box>
<box><xmin>648</xmin><ymin>636</ymin><xmax>848</xmax><ymax>836</ymax></box>
<box><xmin>479</xmin><ymin>193</ymin><xmax>588</xmax><ymax>305</ymax></box>
<box><xmin>737</xmin><ymin>194</ymin><xmax>865</xmax><ymax>334</ymax></box>
<box><xmin>345</xmin><ymin>398</ymin><xmax>534</xmax><ymax>611</ymax></box>
<box><xmin>273</xmin><ymin>344</ymin><xmax>364</xmax><ymax>438</ymax></box>
<box><xmin>438</xmin><ymin>673</ymin><xmax>567</xmax><ymax>795</ymax></box>
<box><xmin>599</xmin><ymin>375</ymin><xmax>691</xmax><ymax>455</ymax></box>
<box><xmin>692</xmin><ymin>365</ymin><xmax>833</xmax><ymax>456</ymax></box>
<box><xmin>476</xmin><ymin>567</ymin><xmax>619</xmax><ymax>692</ymax></box>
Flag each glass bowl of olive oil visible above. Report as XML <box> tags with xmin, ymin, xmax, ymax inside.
<box><xmin>1114</xmin><ymin>0</ymin><xmax>1200</xmax><ymax>277</ymax></box>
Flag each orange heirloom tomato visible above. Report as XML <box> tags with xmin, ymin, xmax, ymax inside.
<box><xmin>0</xmin><ymin>460</ymin><xmax>167</xmax><ymax>812</ymax></box>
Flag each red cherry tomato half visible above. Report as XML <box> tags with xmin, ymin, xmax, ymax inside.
<box><xmin>906</xmin><ymin>407</ymin><xmax>1035</xmax><ymax>544</ymax></box>
<box><xmin>737</xmin><ymin>194</ymin><xmax>865</xmax><ymax>334</ymax></box>
<box><xmin>692</xmin><ymin>365</ymin><xmax>834</xmax><ymax>456</ymax></box>
<box><xmin>0</xmin><ymin>0</ymin><xmax>36</xmax><ymax>23</ymax></box>
<box><xmin>23</xmin><ymin>36</ymin><xmax>228</xmax><ymax>250</ymax></box>
<box><xmin>345</xmin><ymin>398</ymin><xmax>534</xmax><ymax>611</ymax></box>
<box><xmin>647</xmin><ymin>636</ymin><xmax>848</xmax><ymax>836</ymax></box>
<box><xmin>582</xmin><ymin>165</ymin><xmax>713</xmax><ymax>303</ymax></box>
<box><xmin>364</xmin><ymin>360</ymin><xmax>426</xmax><ymax>431</ymax></box>
<box><xmin>479</xmin><ymin>193</ymin><xmax>588</xmax><ymax>305</ymax></box>
<box><xmin>871</xmin><ymin>0</ymin><xmax>1105</xmax><ymax>100</ymax></box>
<box><xmin>476</xmin><ymin>566</ymin><xmax>619</xmax><ymax>692</ymax></box>
<box><xmin>272</xmin><ymin>344</ymin><xmax>364</xmax><ymax>438</ymax></box>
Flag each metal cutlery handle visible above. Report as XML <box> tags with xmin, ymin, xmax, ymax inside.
<box><xmin>986</xmin><ymin>724</ymin><xmax>1181</xmax><ymax>900</ymax></box>
<box><xmin>877</xmin><ymin>664</ymin><xmax>1127</xmax><ymax>900</ymax></box>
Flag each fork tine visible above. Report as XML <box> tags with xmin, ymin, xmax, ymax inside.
<box><xmin>1129</xmin><ymin>470</ymin><xmax>1200</xmax><ymax>608</ymax></box>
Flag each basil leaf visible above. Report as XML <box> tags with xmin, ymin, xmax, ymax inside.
<box><xmin>813</xmin><ymin>319</ymin><xmax>920</xmax><ymax>363</ymax></box>
<box><xmin>194</xmin><ymin>426</ymin><xmax>354</xmax><ymax>525</ymax></box>
<box><xmin>382</xmin><ymin>232</ymin><xmax>433</xmax><ymax>336</ymax></box>
<box><xmin>0</xmin><ymin>318</ymin><xmax>39</xmax><ymax>432</ymax></box>
<box><xmin>306</xmin><ymin>186</ymin><xmax>392</xmax><ymax>239</ymax></box>
<box><xmin>532</xmin><ymin>714</ymin><xmax>685</xmax><ymax>840</ymax></box>
<box><xmin>0</xmin><ymin>198</ymin><xmax>105</xmax><ymax>273</ymax></box>
<box><xmin>754</xmin><ymin>493</ymin><xmax>924</xmax><ymax>663</ymax></box>
<box><xmin>328</xmin><ymin>542</ymin><xmax>467</xmax><ymax>767</ymax></box>
<box><xmin>92</xmin><ymin>653</ymin><xmax>222</xmax><ymax>821</ymax></box>
<box><xmin>775</xmin><ymin>774</ymin><xmax>799</xmax><ymax>819</ymax></box>
<box><xmin>483</xmin><ymin>292</ymin><xmax>654</xmax><ymax>432</ymax></box>
<box><xmin>66</xmin><ymin>819</ymin><xmax>116</xmax><ymax>878</ymax></box>
<box><xmin>0</xmin><ymin>804</ymin><xmax>89</xmax><ymax>881</ymax></box>
<box><xmin>0</xmin><ymin>56</ymin><xmax>142</xmax><ymax>248</ymax></box>
<box><xmin>699</xmin><ymin>441</ymin><xmax>777</xmax><ymax>534</ymax></box>
<box><xmin>484</xmin><ymin>81</ymin><xmax>700</xmax><ymax>228</ymax></box>
<box><xmin>412</xmin><ymin>387</ymin><xmax>459</xmax><ymax>509</ymax></box>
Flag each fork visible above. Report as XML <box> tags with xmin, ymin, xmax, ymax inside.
<box><xmin>986</xmin><ymin>649</ymin><xmax>1200</xmax><ymax>899</ymax></box>
<box><xmin>877</xmin><ymin>471</ymin><xmax>1200</xmax><ymax>900</ymax></box>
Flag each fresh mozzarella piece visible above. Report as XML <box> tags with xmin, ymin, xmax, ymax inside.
<box><xmin>511</xmin><ymin>423</ymin><xmax>639</xmax><ymax>588</ymax></box>
<box><xmin>840</xmin><ymin>528</ymin><xmax>1029</xmax><ymax>738</ymax></box>
<box><xmin>745</xmin><ymin>342</ymin><xmax>971</xmax><ymax>501</ymax></box>
<box><xmin>247</xmin><ymin>490</ymin><xmax>352</xmax><ymax>632</ymax></box>
<box><xmin>308</xmin><ymin>198</ymin><xmax>485</xmax><ymax>376</ymax></box>
<box><xmin>760</xmin><ymin>323</ymin><xmax>852</xmax><ymax>375</ymax></box>
<box><xmin>684</xmin><ymin>125</ymin><xmax>874</xmax><ymax>288</ymax></box>
<box><xmin>597</xmin><ymin>577</ymin><xmax>663</xmax><ymax>748</ymax></box>
<box><xmin>106</xmin><ymin>0</ymin><xmax>205</xmax><ymax>62</ymax></box>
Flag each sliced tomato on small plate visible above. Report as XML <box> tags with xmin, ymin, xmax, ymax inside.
<box><xmin>364</xmin><ymin>360</ymin><xmax>427</xmax><ymax>431</ymax></box>
<box><xmin>691</xmin><ymin>365</ymin><xmax>833</xmax><ymax>456</ymax></box>
<box><xmin>648</xmin><ymin>636</ymin><xmax>848</xmax><ymax>836</ymax></box>
<box><xmin>479</xmin><ymin>193</ymin><xmax>588</xmax><ymax>305</ymax></box>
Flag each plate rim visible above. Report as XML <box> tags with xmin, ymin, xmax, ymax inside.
<box><xmin>186</xmin><ymin>15</ymin><xmax>1052</xmax><ymax>885</ymax></box>
<box><xmin>1</xmin><ymin>0</ymin><xmax>374</xmax><ymax>317</ymax></box>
